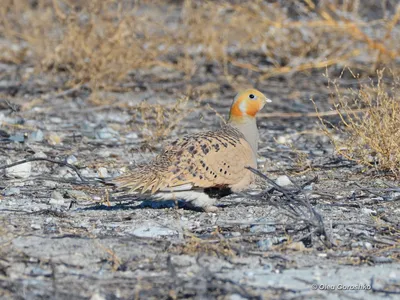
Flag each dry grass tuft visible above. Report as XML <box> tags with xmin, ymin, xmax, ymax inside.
<box><xmin>1</xmin><ymin>0</ymin><xmax>399</xmax><ymax>90</ymax></box>
<box><xmin>318</xmin><ymin>69</ymin><xmax>400</xmax><ymax>177</ymax></box>
<box><xmin>174</xmin><ymin>229</ymin><xmax>235</xmax><ymax>257</ymax></box>
<box><xmin>132</xmin><ymin>96</ymin><xmax>193</xmax><ymax>143</ymax></box>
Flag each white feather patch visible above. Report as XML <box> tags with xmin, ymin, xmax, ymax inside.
<box><xmin>239</xmin><ymin>101</ymin><xmax>247</xmax><ymax>113</ymax></box>
<box><xmin>154</xmin><ymin>190</ymin><xmax>217</xmax><ymax>208</ymax></box>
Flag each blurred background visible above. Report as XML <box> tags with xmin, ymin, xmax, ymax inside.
<box><xmin>1</xmin><ymin>0</ymin><xmax>398</xmax><ymax>92</ymax></box>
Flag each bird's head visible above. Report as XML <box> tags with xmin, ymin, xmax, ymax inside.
<box><xmin>228</xmin><ymin>89</ymin><xmax>271</xmax><ymax>122</ymax></box>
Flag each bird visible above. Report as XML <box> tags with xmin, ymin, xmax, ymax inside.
<box><xmin>114</xmin><ymin>89</ymin><xmax>271</xmax><ymax>212</ymax></box>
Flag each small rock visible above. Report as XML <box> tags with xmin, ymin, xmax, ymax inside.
<box><xmin>8</xmin><ymin>133</ymin><xmax>26</xmax><ymax>143</ymax></box>
<box><xmin>229</xmin><ymin>294</ymin><xmax>248</xmax><ymax>300</ymax></box>
<box><xmin>50</xmin><ymin>117</ymin><xmax>63</xmax><ymax>124</ymax></box>
<box><xmin>29</xmin><ymin>130</ymin><xmax>44</xmax><ymax>142</ymax></box>
<box><xmin>49</xmin><ymin>198</ymin><xmax>65</xmax><ymax>206</ymax></box>
<box><xmin>31</xmin><ymin>224</ymin><xmax>41</xmax><ymax>230</ymax></box>
<box><xmin>3</xmin><ymin>187</ymin><xmax>21</xmax><ymax>196</ymax></box>
<box><xmin>130</xmin><ymin>225</ymin><xmax>178</xmax><ymax>238</ymax></box>
<box><xmin>230</xmin><ymin>232</ymin><xmax>241</xmax><ymax>237</ymax></box>
<box><xmin>66</xmin><ymin>155</ymin><xmax>78</xmax><ymax>165</ymax></box>
<box><xmin>361</xmin><ymin>208</ymin><xmax>376</xmax><ymax>215</ymax></box>
<box><xmin>250</xmin><ymin>224</ymin><xmax>276</xmax><ymax>233</ymax></box>
<box><xmin>126</xmin><ymin>132</ymin><xmax>139</xmax><ymax>140</ymax></box>
<box><xmin>90</xmin><ymin>292</ymin><xmax>106</xmax><ymax>300</ymax></box>
<box><xmin>276</xmin><ymin>136</ymin><xmax>288</xmax><ymax>144</ymax></box>
<box><xmin>303</xmin><ymin>184</ymin><xmax>313</xmax><ymax>191</ymax></box>
<box><xmin>364</xmin><ymin>242</ymin><xmax>373</xmax><ymax>250</ymax></box>
<box><xmin>97</xmin><ymin>167</ymin><xmax>108</xmax><ymax>178</ymax></box>
<box><xmin>51</xmin><ymin>191</ymin><xmax>64</xmax><ymax>200</ymax></box>
<box><xmin>5</xmin><ymin>161</ymin><xmax>32</xmax><ymax>178</ymax></box>
<box><xmin>275</xmin><ymin>175</ymin><xmax>292</xmax><ymax>187</ymax></box>
<box><xmin>43</xmin><ymin>181</ymin><xmax>58</xmax><ymax>188</ymax></box>
<box><xmin>351</xmin><ymin>242</ymin><xmax>363</xmax><ymax>249</ymax></box>
<box><xmin>257</xmin><ymin>239</ymin><xmax>273</xmax><ymax>251</ymax></box>
<box><xmin>33</xmin><ymin>151</ymin><xmax>47</xmax><ymax>159</ymax></box>
<box><xmin>95</xmin><ymin>127</ymin><xmax>120</xmax><ymax>140</ymax></box>
<box><xmin>97</xmin><ymin>150</ymin><xmax>111</xmax><ymax>158</ymax></box>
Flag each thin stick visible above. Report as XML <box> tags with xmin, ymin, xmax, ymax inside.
<box><xmin>0</xmin><ymin>157</ymin><xmax>87</xmax><ymax>182</ymax></box>
<box><xmin>258</xmin><ymin>108</ymin><xmax>370</xmax><ymax>119</ymax></box>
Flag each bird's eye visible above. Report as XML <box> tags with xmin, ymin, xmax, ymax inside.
<box><xmin>249</xmin><ymin>94</ymin><xmax>256</xmax><ymax>99</ymax></box>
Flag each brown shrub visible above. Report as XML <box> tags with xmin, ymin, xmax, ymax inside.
<box><xmin>0</xmin><ymin>0</ymin><xmax>399</xmax><ymax>90</ymax></box>
<box><xmin>318</xmin><ymin>69</ymin><xmax>400</xmax><ymax>177</ymax></box>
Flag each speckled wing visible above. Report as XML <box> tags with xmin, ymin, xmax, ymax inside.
<box><xmin>114</xmin><ymin>125</ymin><xmax>256</xmax><ymax>194</ymax></box>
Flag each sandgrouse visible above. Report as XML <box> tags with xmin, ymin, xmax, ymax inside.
<box><xmin>114</xmin><ymin>89</ymin><xmax>271</xmax><ymax>212</ymax></box>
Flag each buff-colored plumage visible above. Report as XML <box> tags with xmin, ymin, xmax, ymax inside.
<box><xmin>115</xmin><ymin>89</ymin><xmax>271</xmax><ymax>212</ymax></box>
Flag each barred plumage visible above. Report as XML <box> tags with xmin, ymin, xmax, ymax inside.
<box><xmin>114</xmin><ymin>89</ymin><xmax>271</xmax><ymax>212</ymax></box>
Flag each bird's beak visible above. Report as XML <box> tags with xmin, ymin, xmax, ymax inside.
<box><xmin>265</xmin><ymin>98</ymin><xmax>272</xmax><ymax>103</ymax></box>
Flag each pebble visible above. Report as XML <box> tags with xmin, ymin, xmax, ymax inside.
<box><xmin>43</xmin><ymin>181</ymin><xmax>58</xmax><ymax>188</ymax></box>
<box><xmin>33</xmin><ymin>151</ymin><xmax>47</xmax><ymax>158</ymax></box>
<box><xmin>275</xmin><ymin>175</ymin><xmax>292</xmax><ymax>187</ymax></box>
<box><xmin>303</xmin><ymin>184</ymin><xmax>313</xmax><ymax>191</ymax></box>
<box><xmin>31</xmin><ymin>224</ymin><xmax>41</xmax><ymax>230</ymax></box>
<box><xmin>97</xmin><ymin>167</ymin><xmax>108</xmax><ymax>178</ymax></box>
<box><xmin>256</xmin><ymin>239</ymin><xmax>273</xmax><ymax>251</ymax></box>
<box><xmin>97</xmin><ymin>150</ymin><xmax>111</xmax><ymax>158</ymax></box>
<box><xmin>3</xmin><ymin>187</ymin><xmax>21</xmax><ymax>196</ymax></box>
<box><xmin>250</xmin><ymin>224</ymin><xmax>276</xmax><ymax>233</ymax></box>
<box><xmin>230</xmin><ymin>232</ymin><xmax>241</xmax><ymax>237</ymax></box>
<box><xmin>50</xmin><ymin>117</ymin><xmax>63</xmax><ymax>124</ymax></box>
<box><xmin>90</xmin><ymin>292</ymin><xmax>106</xmax><ymax>300</ymax></box>
<box><xmin>66</xmin><ymin>155</ymin><xmax>78</xmax><ymax>165</ymax></box>
<box><xmin>29</xmin><ymin>130</ymin><xmax>44</xmax><ymax>142</ymax></box>
<box><xmin>126</xmin><ymin>132</ymin><xmax>139</xmax><ymax>140</ymax></box>
<box><xmin>51</xmin><ymin>191</ymin><xmax>64</xmax><ymax>200</ymax></box>
<box><xmin>276</xmin><ymin>136</ymin><xmax>288</xmax><ymax>144</ymax></box>
<box><xmin>229</xmin><ymin>294</ymin><xmax>248</xmax><ymax>300</ymax></box>
<box><xmin>361</xmin><ymin>208</ymin><xmax>376</xmax><ymax>215</ymax></box>
<box><xmin>9</xmin><ymin>133</ymin><xmax>26</xmax><ymax>142</ymax></box>
<box><xmin>5</xmin><ymin>161</ymin><xmax>32</xmax><ymax>178</ymax></box>
<box><xmin>364</xmin><ymin>242</ymin><xmax>373</xmax><ymax>250</ymax></box>
<box><xmin>130</xmin><ymin>225</ymin><xmax>178</xmax><ymax>238</ymax></box>
<box><xmin>95</xmin><ymin>127</ymin><xmax>120</xmax><ymax>140</ymax></box>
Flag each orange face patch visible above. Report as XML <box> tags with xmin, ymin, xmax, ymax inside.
<box><xmin>229</xmin><ymin>89</ymin><xmax>266</xmax><ymax>118</ymax></box>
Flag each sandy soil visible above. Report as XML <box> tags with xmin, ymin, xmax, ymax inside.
<box><xmin>0</xmin><ymin>60</ymin><xmax>399</xmax><ymax>300</ymax></box>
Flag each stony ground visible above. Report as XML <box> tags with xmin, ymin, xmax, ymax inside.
<box><xmin>0</xmin><ymin>62</ymin><xmax>399</xmax><ymax>299</ymax></box>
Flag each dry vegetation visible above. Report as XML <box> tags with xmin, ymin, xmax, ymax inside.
<box><xmin>318</xmin><ymin>69</ymin><xmax>400</xmax><ymax>177</ymax></box>
<box><xmin>1</xmin><ymin>0</ymin><xmax>399</xmax><ymax>89</ymax></box>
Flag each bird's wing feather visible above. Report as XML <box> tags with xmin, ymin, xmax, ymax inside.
<box><xmin>114</xmin><ymin>125</ymin><xmax>256</xmax><ymax>194</ymax></box>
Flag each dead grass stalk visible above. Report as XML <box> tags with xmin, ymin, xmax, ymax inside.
<box><xmin>317</xmin><ymin>69</ymin><xmax>400</xmax><ymax>177</ymax></box>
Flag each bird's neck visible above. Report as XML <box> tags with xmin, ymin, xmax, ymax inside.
<box><xmin>228</xmin><ymin>115</ymin><xmax>259</xmax><ymax>156</ymax></box>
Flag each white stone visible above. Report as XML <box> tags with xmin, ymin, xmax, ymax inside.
<box><xmin>275</xmin><ymin>175</ymin><xmax>292</xmax><ymax>186</ymax></box>
<box><xmin>97</xmin><ymin>167</ymin><xmax>108</xmax><ymax>178</ymax></box>
<box><xmin>131</xmin><ymin>224</ymin><xmax>178</xmax><ymax>238</ymax></box>
<box><xmin>49</xmin><ymin>198</ymin><xmax>65</xmax><ymax>206</ymax></box>
<box><xmin>31</xmin><ymin>223</ymin><xmax>41</xmax><ymax>230</ymax></box>
<box><xmin>5</xmin><ymin>161</ymin><xmax>32</xmax><ymax>178</ymax></box>
<box><xmin>33</xmin><ymin>151</ymin><xmax>47</xmax><ymax>158</ymax></box>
